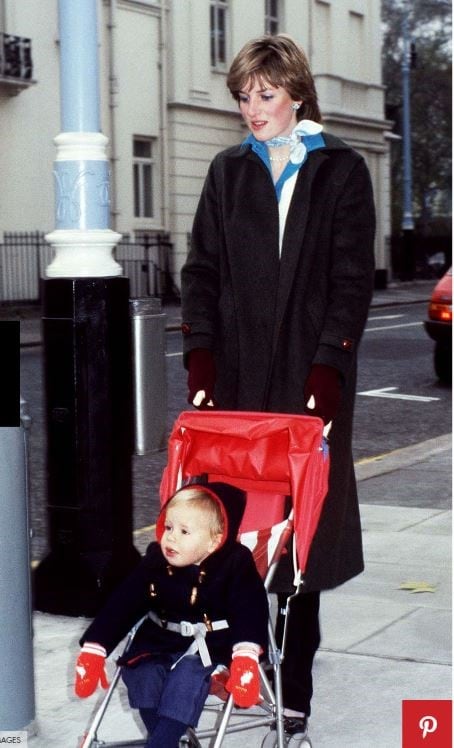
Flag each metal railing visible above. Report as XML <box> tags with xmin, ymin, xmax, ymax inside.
<box><xmin>0</xmin><ymin>231</ymin><xmax>180</xmax><ymax>303</ymax></box>
<box><xmin>116</xmin><ymin>233</ymin><xmax>180</xmax><ymax>301</ymax></box>
<box><xmin>0</xmin><ymin>33</ymin><xmax>33</xmax><ymax>81</ymax></box>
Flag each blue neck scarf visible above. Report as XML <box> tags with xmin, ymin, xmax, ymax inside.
<box><xmin>242</xmin><ymin>120</ymin><xmax>325</xmax><ymax>199</ymax></box>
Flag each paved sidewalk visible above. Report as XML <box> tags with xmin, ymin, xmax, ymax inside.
<box><xmin>22</xmin><ymin>434</ymin><xmax>451</xmax><ymax>748</ymax></box>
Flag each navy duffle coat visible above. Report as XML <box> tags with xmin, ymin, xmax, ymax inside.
<box><xmin>81</xmin><ymin>482</ymin><xmax>269</xmax><ymax>666</ymax></box>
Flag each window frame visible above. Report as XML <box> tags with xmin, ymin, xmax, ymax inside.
<box><xmin>210</xmin><ymin>0</ymin><xmax>229</xmax><ymax>70</ymax></box>
<box><xmin>133</xmin><ymin>136</ymin><xmax>155</xmax><ymax>221</ymax></box>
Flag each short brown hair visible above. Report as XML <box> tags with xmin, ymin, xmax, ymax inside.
<box><xmin>227</xmin><ymin>34</ymin><xmax>322</xmax><ymax>123</ymax></box>
<box><xmin>167</xmin><ymin>486</ymin><xmax>225</xmax><ymax>539</ymax></box>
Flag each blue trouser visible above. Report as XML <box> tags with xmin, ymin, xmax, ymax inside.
<box><xmin>122</xmin><ymin>652</ymin><xmax>215</xmax><ymax>725</ymax></box>
<box><xmin>139</xmin><ymin>710</ymin><xmax>187</xmax><ymax>748</ymax></box>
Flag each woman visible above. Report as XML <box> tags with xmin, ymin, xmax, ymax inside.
<box><xmin>180</xmin><ymin>34</ymin><xmax>375</xmax><ymax>736</ymax></box>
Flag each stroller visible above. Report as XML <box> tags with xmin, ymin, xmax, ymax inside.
<box><xmin>80</xmin><ymin>410</ymin><xmax>329</xmax><ymax>748</ymax></box>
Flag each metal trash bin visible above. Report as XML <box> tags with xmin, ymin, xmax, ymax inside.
<box><xmin>0</xmin><ymin>397</ymin><xmax>35</xmax><ymax>732</ymax></box>
<box><xmin>130</xmin><ymin>298</ymin><xmax>167</xmax><ymax>454</ymax></box>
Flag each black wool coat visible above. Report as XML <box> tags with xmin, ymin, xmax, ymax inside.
<box><xmin>181</xmin><ymin>134</ymin><xmax>376</xmax><ymax>592</ymax></box>
<box><xmin>81</xmin><ymin>482</ymin><xmax>269</xmax><ymax>666</ymax></box>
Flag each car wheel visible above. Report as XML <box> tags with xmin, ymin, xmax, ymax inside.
<box><xmin>434</xmin><ymin>342</ymin><xmax>452</xmax><ymax>384</ymax></box>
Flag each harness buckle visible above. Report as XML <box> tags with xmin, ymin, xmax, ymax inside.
<box><xmin>180</xmin><ymin>621</ymin><xmax>195</xmax><ymax>637</ymax></box>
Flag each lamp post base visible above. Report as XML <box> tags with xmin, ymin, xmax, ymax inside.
<box><xmin>33</xmin><ymin>276</ymin><xmax>141</xmax><ymax>617</ymax></box>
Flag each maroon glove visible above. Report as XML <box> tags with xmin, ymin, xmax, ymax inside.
<box><xmin>187</xmin><ymin>348</ymin><xmax>217</xmax><ymax>409</ymax></box>
<box><xmin>303</xmin><ymin>364</ymin><xmax>341</xmax><ymax>424</ymax></box>
<box><xmin>75</xmin><ymin>643</ymin><xmax>109</xmax><ymax>698</ymax></box>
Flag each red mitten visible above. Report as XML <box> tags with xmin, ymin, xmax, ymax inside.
<box><xmin>303</xmin><ymin>364</ymin><xmax>341</xmax><ymax>424</ymax></box>
<box><xmin>75</xmin><ymin>642</ymin><xmax>109</xmax><ymax>698</ymax></box>
<box><xmin>225</xmin><ymin>646</ymin><xmax>260</xmax><ymax>708</ymax></box>
<box><xmin>187</xmin><ymin>348</ymin><xmax>217</xmax><ymax>409</ymax></box>
<box><xmin>209</xmin><ymin>665</ymin><xmax>230</xmax><ymax>701</ymax></box>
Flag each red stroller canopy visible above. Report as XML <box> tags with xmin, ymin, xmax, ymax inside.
<box><xmin>160</xmin><ymin>411</ymin><xmax>330</xmax><ymax>575</ymax></box>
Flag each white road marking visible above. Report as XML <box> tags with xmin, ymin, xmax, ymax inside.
<box><xmin>368</xmin><ymin>314</ymin><xmax>404</xmax><ymax>321</ymax></box>
<box><xmin>358</xmin><ymin>386</ymin><xmax>440</xmax><ymax>403</ymax></box>
<box><xmin>166</xmin><ymin>351</ymin><xmax>183</xmax><ymax>357</ymax></box>
<box><xmin>365</xmin><ymin>321</ymin><xmax>423</xmax><ymax>332</ymax></box>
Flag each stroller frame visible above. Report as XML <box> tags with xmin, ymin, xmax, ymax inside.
<box><xmin>80</xmin><ymin>411</ymin><xmax>329</xmax><ymax>748</ymax></box>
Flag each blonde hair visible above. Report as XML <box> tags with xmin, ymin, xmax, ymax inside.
<box><xmin>227</xmin><ymin>34</ymin><xmax>322</xmax><ymax>123</ymax></box>
<box><xmin>167</xmin><ymin>487</ymin><xmax>225</xmax><ymax>539</ymax></box>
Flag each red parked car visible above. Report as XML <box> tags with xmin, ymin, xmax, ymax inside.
<box><xmin>424</xmin><ymin>267</ymin><xmax>452</xmax><ymax>384</ymax></box>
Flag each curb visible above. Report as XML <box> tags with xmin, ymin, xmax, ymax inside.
<box><xmin>355</xmin><ymin>433</ymin><xmax>452</xmax><ymax>481</ymax></box>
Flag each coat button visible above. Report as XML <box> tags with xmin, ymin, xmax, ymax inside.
<box><xmin>181</xmin><ymin>323</ymin><xmax>191</xmax><ymax>335</ymax></box>
<box><xmin>342</xmin><ymin>338</ymin><xmax>353</xmax><ymax>350</ymax></box>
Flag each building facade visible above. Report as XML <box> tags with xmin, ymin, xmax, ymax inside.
<box><xmin>0</xmin><ymin>0</ymin><xmax>390</xmax><ymax>298</ymax></box>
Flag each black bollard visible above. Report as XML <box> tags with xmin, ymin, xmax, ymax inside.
<box><xmin>33</xmin><ymin>276</ymin><xmax>141</xmax><ymax>616</ymax></box>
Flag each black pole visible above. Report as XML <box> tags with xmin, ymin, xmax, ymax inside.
<box><xmin>400</xmin><ymin>3</ymin><xmax>415</xmax><ymax>280</ymax></box>
<box><xmin>34</xmin><ymin>277</ymin><xmax>140</xmax><ymax>616</ymax></box>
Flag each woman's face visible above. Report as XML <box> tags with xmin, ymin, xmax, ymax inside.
<box><xmin>238</xmin><ymin>78</ymin><xmax>301</xmax><ymax>141</ymax></box>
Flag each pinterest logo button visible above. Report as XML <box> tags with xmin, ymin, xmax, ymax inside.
<box><xmin>402</xmin><ymin>700</ymin><xmax>451</xmax><ymax>747</ymax></box>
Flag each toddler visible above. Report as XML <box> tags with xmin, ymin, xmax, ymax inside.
<box><xmin>74</xmin><ymin>482</ymin><xmax>269</xmax><ymax>747</ymax></box>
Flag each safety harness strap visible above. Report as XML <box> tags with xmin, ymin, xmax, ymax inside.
<box><xmin>148</xmin><ymin>611</ymin><xmax>229</xmax><ymax>666</ymax></box>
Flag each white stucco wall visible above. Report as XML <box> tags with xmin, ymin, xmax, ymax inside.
<box><xmin>0</xmin><ymin>0</ymin><xmax>59</xmax><ymax>231</ymax></box>
<box><xmin>99</xmin><ymin>1</ymin><xmax>162</xmax><ymax>234</ymax></box>
<box><xmin>0</xmin><ymin>0</ymin><xmax>389</xmax><ymax>297</ymax></box>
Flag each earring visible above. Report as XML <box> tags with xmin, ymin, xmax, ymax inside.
<box><xmin>291</xmin><ymin>103</ymin><xmax>301</xmax><ymax>111</ymax></box>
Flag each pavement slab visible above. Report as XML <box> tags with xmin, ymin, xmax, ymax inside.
<box><xmin>309</xmin><ymin>652</ymin><xmax>450</xmax><ymax>748</ymax></box>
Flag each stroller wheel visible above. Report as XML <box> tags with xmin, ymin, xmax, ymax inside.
<box><xmin>287</xmin><ymin>737</ymin><xmax>312</xmax><ymax>747</ymax></box>
<box><xmin>261</xmin><ymin>731</ymin><xmax>278</xmax><ymax>747</ymax></box>
<box><xmin>179</xmin><ymin>727</ymin><xmax>202</xmax><ymax>747</ymax></box>
<box><xmin>261</xmin><ymin>729</ymin><xmax>313</xmax><ymax>747</ymax></box>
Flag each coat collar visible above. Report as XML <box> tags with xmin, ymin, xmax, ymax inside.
<box><xmin>226</xmin><ymin>131</ymin><xmax>351</xmax><ymax>159</ymax></box>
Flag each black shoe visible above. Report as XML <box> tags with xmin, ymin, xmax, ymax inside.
<box><xmin>284</xmin><ymin>716</ymin><xmax>308</xmax><ymax>737</ymax></box>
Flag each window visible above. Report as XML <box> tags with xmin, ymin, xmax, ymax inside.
<box><xmin>265</xmin><ymin>0</ymin><xmax>279</xmax><ymax>35</ymax></box>
<box><xmin>348</xmin><ymin>10</ymin><xmax>365</xmax><ymax>77</ymax></box>
<box><xmin>210</xmin><ymin>0</ymin><xmax>228</xmax><ymax>68</ymax></box>
<box><xmin>133</xmin><ymin>138</ymin><xmax>154</xmax><ymax>219</ymax></box>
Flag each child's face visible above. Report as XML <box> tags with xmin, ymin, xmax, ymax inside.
<box><xmin>161</xmin><ymin>504</ymin><xmax>222</xmax><ymax>567</ymax></box>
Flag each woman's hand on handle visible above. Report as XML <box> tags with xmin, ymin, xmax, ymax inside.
<box><xmin>304</xmin><ymin>364</ymin><xmax>341</xmax><ymax>427</ymax></box>
<box><xmin>187</xmin><ymin>348</ymin><xmax>217</xmax><ymax>409</ymax></box>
